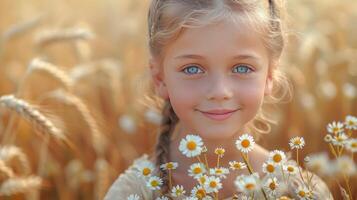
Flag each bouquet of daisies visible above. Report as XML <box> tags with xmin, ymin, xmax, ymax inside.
<box><xmin>128</xmin><ymin>115</ymin><xmax>356</xmax><ymax>200</ymax></box>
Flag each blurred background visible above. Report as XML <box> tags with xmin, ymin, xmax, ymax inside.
<box><xmin>0</xmin><ymin>0</ymin><xmax>355</xmax><ymax>199</ymax></box>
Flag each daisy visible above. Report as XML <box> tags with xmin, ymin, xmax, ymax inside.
<box><xmin>345</xmin><ymin>138</ymin><xmax>357</xmax><ymax>153</ymax></box>
<box><xmin>204</xmin><ymin>176</ymin><xmax>222</xmax><ymax>193</ymax></box>
<box><xmin>179</xmin><ymin>135</ymin><xmax>203</xmax><ymax>157</ymax></box>
<box><xmin>289</xmin><ymin>136</ymin><xmax>305</xmax><ymax>150</ymax></box>
<box><xmin>214</xmin><ymin>147</ymin><xmax>225</xmax><ymax>157</ymax></box>
<box><xmin>135</xmin><ymin>160</ymin><xmax>155</xmax><ymax>178</ymax></box>
<box><xmin>268</xmin><ymin>150</ymin><xmax>287</xmax><ymax>165</ymax></box>
<box><xmin>234</xmin><ymin>173</ymin><xmax>261</xmax><ymax>195</ymax></box>
<box><xmin>160</xmin><ymin>162</ymin><xmax>178</xmax><ymax>171</ymax></box>
<box><xmin>235</xmin><ymin>134</ymin><xmax>255</xmax><ymax>153</ymax></box>
<box><xmin>283</xmin><ymin>164</ymin><xmax>298</xmax><ymax>175</ymax></box>
<box><xmin>326</xmin><ymin>121</ymin><xmax>344</xmax><ymax>135</ymax></box>
<box><xmin>127</xmin><ymin>194</ymin><xmax>140</xmax><ymax>200</ymax></box>
<box><xmin>171</xmin><ymin>185</ymin><xmax>186</xmax><ymax>197</ymax></box>
<box><xmin>264</xmin><ymin>177</ymin><xmax>279</xmax><ymax>197</ymax></box>
<box><xmin>195</xmin><ymin>174</ymin><xmax>208</xmax><ymax>185</ymax></box>
<box><xmin>331</xmin><ymin>133</ymin><xmax>348</xmax><ymax>146</ymax></box>
<box><xmin>188</xmin><ymin>163</ymin><xmax>206</xmax><ymax>178</ymax></box>
<box><xmin>324</xmin><ymin>134</ymin><xmax>333</xmax><ymax>143</ymax></box>
<box><xmin>209</xmin><ymin>167</ymin><xmax>229</xmax><ymax>179</ymax></box>
<box><xmin>295</xmin><ymin>186</ymin><xmax>311</xmax><ymax>200</ymax></box>
<box><xmin>344</xmin><ymin>115</ymin><xmax>357</xmax><ymax>130</ymax></box>
<box><xmin>183</xmin><ymin>197</ymin><xmax>199</xmax><ymax>200</ymax></box>
<box><xmin>146</xmin><ymin>176</ymin><xmax>163</xmax><ymax>191</ymax></box>
<box><xmin>304</xmin><ymin>153</ymin><xmax>331</xmax><ymax>176</ymax></box>
<box><xmin>229</xmin><ymin>161</ymin><xmax>247</xmax><ymax>171</ymax></box>
<box><xmin>334</xmin><ymin>155</ymin><xmax>357</xmax><ymax>176</ymax></box>
<box><xmin>155</xmin><ymin>196</ymin><xmax>169</xmax><ymax>200</ymax></box>
<box><xmin>262</xmin><ymin>161</ymin><xmax>277</xmax><ymax>175</ymax></box>
<box><xmin>191</xmin><ymin>185</ymin><xmax>210</xmax><ymax>199</ymax></box>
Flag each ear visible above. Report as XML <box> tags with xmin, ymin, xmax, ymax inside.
<box><xmin>149</xmin><ymin>58</ymin><xmax>169</xmax><ymax>100</ymax></box>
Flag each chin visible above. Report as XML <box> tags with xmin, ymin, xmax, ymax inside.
<box><xmin>196</xmin><ymin>126</ymin><xmax>240</xmax><ymax>140</ymax></box>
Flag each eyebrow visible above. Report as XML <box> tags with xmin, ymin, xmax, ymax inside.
<box><xmin>173</xmin><ymin>53</ymin><xmax>261</xmax><ymax>61</ymax></box>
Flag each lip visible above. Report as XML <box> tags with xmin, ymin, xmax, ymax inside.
<box><xmin>198</xmin><ymin>108</ymin><xmax>239</xmax><ymax>121</ymax></box>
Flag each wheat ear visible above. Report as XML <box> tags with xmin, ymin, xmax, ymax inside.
<box><xmin>0</xmin><ymin>95</ymin><xmax>67</xmax><ymax>143</ymax></box>
<box><xmin>34</xmin><ymin>27</ymin><xmax>94</xmax><ymax>47</ymax></box>
<box><xmin>0</xmin><ymin>145</ymin><xmax>31</xmax><ymax>176</ymax></box>
<box><xmin>27</xmin><ymin>58</ymin><xmax>73</xmax><ymax>90</ymax></box>
<box><xmin>0</xmin><ymin>176</ymin><xmax>42</xmax><ymax>196</ymax></box>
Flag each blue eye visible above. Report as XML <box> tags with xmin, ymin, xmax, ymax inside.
<box><xmin>232</xmin><ymin>64</ymin><xmax>252</xmax><ymax>74</ymax></box>
<box><xmin>182</xmin><ymin>65</ymin><xmax>204</xmax><ymax>75</ymax></box>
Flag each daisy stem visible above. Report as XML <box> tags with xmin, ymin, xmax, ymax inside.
<box><xmin>204</xmin><ymin>153</ymin><xmax>210</xmax><ymax>172</ymax></box>
<box><xmin>197</xmin><ymin>155</ymin><xmax>203</xmax><ymax>164</ymax></box>
<box><xmin>217</xmin><ymin>155</ymin><xmax>220</xmax><ymax>168</ymax></box>
<box><xmin>338</xmin><ymin>146</ymin><xmax>344</xmax><ymax>156</ymax></box>
<box><xmin>342</xmin><ymin>173</ymin><xmax>353</xmax><ymax>199</ymax></box>
<box><xmin>168</xmin><ymin>169</ymin><xmax>172</xmax><ymax>190</ymax></box>
<box><xmin>240</xmin><ymin>152</ymin><xmax>254</xmax><ymax>174</ymax></box>
<box><xmin>328</xmin><ymin>143</ymin><xmax>339</xmax><ymax>159</ymax></box>
<box><xmin>240</xmin><ymin>152</ymin><xmax>268</xmax><ymax>200</ymax></box>
<box><xmin>297</xmin><ymin>150</ymin><xmax>308</xmax><ymax>188</ymax></box>
<box><xmin>215</xmin><ymin>192</ymin><xmax>218</xmax><ymax>200</ymax></box>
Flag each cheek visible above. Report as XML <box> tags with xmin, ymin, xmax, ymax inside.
<box><xmin>237</xmin><ymin>80</ymin><xmax>266</xmax><ymax>108</ymax></box>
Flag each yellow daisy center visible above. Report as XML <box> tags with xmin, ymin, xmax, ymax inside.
<box><xmin>273</xmin><ymin>154</ymin><xmax>282</xmax><ymax>163</ymax></box>
<box><xmin>166</xmin><ymin>163</ymin><xmax>174</xmax><ymax>169</ymax></box>
<box><xmin>196</xmin><ymin>189</ymin><xmax>206</xmax><ymax>198</ymax></box>
<box><xmin>269</xmin><ymin>182</ymin><xmax>276</xmax><ymax>190</ymax></box>
<box><xmin>294</xmin><ymin>140</ymin><xmax>301</xmax><ymax>145</ymax></box>
<box><xmin>352</xmin><ymin>142</ymin><xmax>357</xmax><ymax>148</ymax></box>
<box><xmin>287</xmin><ymin>166</ymin><xmax>295</xmax><ymax>172</ymax></box>
<box><xmin>193</xmin><ymin>167</ymin><xmax>202</xmax><ymax>174</ymax></box>
<box><xmin>142</xmin><ymin>168</ymin><xmax>151</xmax><ymax>176</ymax></box>
<box><xmin>298</xmin><ymin>190</ymin><xmax>306</xmax><ymax>197</ymax></box>
<box><xmin>209</xmin><ymin>181</ymin><xmax>217</xmax><ymax>188</ymax></box>
<box><xmin>215</xmin><ymin>169</ymin><xmax>222</xmax><ymax>174</ymax></box>
<box><xmin>199</xmin><ymin>176</ymin><xmax>206</xmax><ymax>184</ymax></box>
<box><xmin>151</xmin><ymin>180</ymin><xmax>158</xmax><ymax>187</ymax></box>
<box><xmin>267</xmin><ymin>164</ymin><xmax>275</xmax><ymax>173</ymax></box>
<box><xmin>241</xmin><ymin>139</ymin><xmax>250</xmax><ymax>148</ymax></box>
<box><xmin>245</xmin><ymin>183</ymin><xmax>255</xmax><ymax>190</ymax></box>
<box><xmin>187</xmin><ymin>141</ymin><xmax>197</xmax><ymax>150</ymax></box>
<box><xmin>234</xmin><ymin>163</ymin><xmax>241</xmax><ymax>169</ymax></box>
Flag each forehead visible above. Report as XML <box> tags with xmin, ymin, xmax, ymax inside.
<box><xmin>163</xmin><ymin>19</ymin><xmax>269</xmax><ymax>61</ymax></box>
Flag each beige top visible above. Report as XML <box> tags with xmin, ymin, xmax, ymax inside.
<box><xmin>104</xmin><ymin>154</ymin><xmax>334</xmax><ymax>200</ymax></box>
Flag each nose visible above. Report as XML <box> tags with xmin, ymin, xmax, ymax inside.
<box><xmin>206</xmin><ymin>75</ymin><xmax>233</xmax><ymax>101</ymax></box>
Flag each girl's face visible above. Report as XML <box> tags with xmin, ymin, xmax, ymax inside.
<box><xmin>151</xmin><ymin>19</ymin><xmax>273</xmax><ymax>140</ymax></box>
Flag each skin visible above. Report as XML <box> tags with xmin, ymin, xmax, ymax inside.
<box><xmin>150</xmin><ymin>19</ymin><xmax>276</xmax><ymax>198</ymax></box>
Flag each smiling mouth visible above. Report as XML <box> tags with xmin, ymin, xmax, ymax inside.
<box><xmin>196</xmin><ymin>108</ymin><xmax>240</xmax><ymax>121</ymax></box>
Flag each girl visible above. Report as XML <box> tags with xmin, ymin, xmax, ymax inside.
<box><xmin>105</xmin><ymin>0</ymin><xmax>333</xmax><ymax>199</ymax></box>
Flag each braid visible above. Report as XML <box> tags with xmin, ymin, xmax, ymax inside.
<box><xmin>155</xmin><ymin>100</ymin><xmax>178</xmax><ymax>194</ymax></box>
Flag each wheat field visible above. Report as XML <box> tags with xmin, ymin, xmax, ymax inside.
<box><xmin>0</xmin><ymin>0</ymin><xmax>356</xmax><ymax>199</ymax></box>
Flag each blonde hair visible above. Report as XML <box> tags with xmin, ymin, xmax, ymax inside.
<box><xmin>145</xmin><ymin>0</ymin><xmax>292</xmax><ymax>193</ymax></box>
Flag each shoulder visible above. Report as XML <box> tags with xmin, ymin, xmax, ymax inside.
<box><xmin>104</xmin><ymin>154</ymin><xmax>156</xmax><ymax>200</ymax></box>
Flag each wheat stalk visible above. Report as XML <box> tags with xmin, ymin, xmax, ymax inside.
<box><xmin>27</xmin><ymin>58</ymin><xmax>73</xmax><ymax>91</ymax></box>
<box><xmin>34</xmin><ymin>27</ymin><xmax>94</xmax><ymax>47</ymax></box>
<box><xmin>0</xmin><ymin>176</ymin><xmax>42</xmax><ymax>196</ymax></box>
<box><xmin>45</xmin><ymin>90</ymin><xmax>106</xmax><ymax>155</ymax></box>
<box><xmin>94</xmin><ymin>158</ymin><xmax>110</xmax><ymax>200</ymax></box>
<box><xmin>0</xmin><ymin>145</ymin><xmax>31</xmax><ymax>176</ymax></box>
<box><xmin>0</xmin><ymin>95</ymin><xmax>68</xmax><ymax>143</ymax></box>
